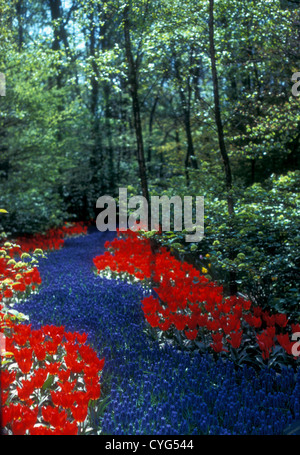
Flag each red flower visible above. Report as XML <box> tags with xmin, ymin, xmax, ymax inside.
<box><xmin>42</xmin><ymin>406</ymin><xmax>68</xmax><ymax>428</ymax></box>
<box><xmin>60</xmin><ymin>421</ymin><xmax>78</xmax><ymax>435</ymax></box>
<box><xmin>30</xmin><ymin>426</ymin><xmax>55</xmax><ymax>435</ymax></box>
<box><xmin>275</xmin><ymin>313</ymin><xmax>288</xmax><ymax>328</ymax></box>
<box><xmin>18</xmin><ymin>357</ymin><xmax>33</xmax><ymax>375</ymax></box>
<box><xmin>221</xmin><ymin>315</ymin><xmax>241</xmax><ymax>335</ymax></box>
<box><xmin>33</xmin><ymin>344</ymin><xmax>46</xmax><ymax>361</ymax></box>
<box><xmin>252</xmin><ymin>306</ymin><xmax>262</xmax><ymax>317</ymax></box>
<box><xmin>145</xmin><ymin>313</ymin><xmax>160</xmax><ymax>328</ymax></box>
<box><xmin>76</xmin><ymin>332</ymin><xmax>88</xmax><ymax>344</ymax></box>
<box><xmin>212</xmin><ymin>332</ymin><xmax>223</xmax><ymax>343</ymax></box>
<box><xmin>71</xmin><ymin>404</ymin><xmax>88</xmax><ymax>422</ymax></box>
<box><xmin>86</xmin><ymin>383</ymin><xmax>101</xmax><ymax>401</ymax></box>
<box><xmin>74</xmin><ymin>390</ymin><xmax>91</xmax><ymax>407</ymax></box>
<box><xmin>207</xmin><ymin>320</ymin><xmax>220</xmax><ymax>332</ymax></box>
<box><xmin>211</xmin><ymin>341</ymin><xmax>226</xmax><ymax>353</ymax></box>
<box><xmin>64</xmin><ymin>353</ymin><xmax>84</xmax><ymax>373</ymax></box>
<box><xmin>4</xmin><ymin>289</ymin><xmax>13</xmax><ymax>299</ymax></box>
<box><xmin>32</xmin><ymin>368</ymin><xmax>48</xmax><ymax>388</ymax></box>
<box><xmin>46</xmin><ymin>362</ymin><xmax>61</xmax><ymax>375</ymax></box>
<box><xmin>0</xmin><ymin>370</ymin><xmax>16</xmax><ymax>390</ymax></box>
<box><xmin>10</xmin><ymin>406</ymin><xmax>38</xmax><ymax>435</ymax></box>
<box><xmin>185</xmin><ymin>329</ymin><xmax>198</xmax><ymax>340</ymax></box>
<box><xmin>262</xmin><ymin>311</ymin><xmax>276</xmax><ymax>327</ymax></box>
<box><xmin>227</xmin><ymin>331</ymin><xmax>243</xmax><ymax>349</ymax></box>
<box><xmin>17</xmin><ymin>379</ymin><xmax>35</xmax><ymax>401</ymax></box>
<box><xmin>2</xmin><ymin>406</ymin><xmax>14</xmax><ymax>427</ymax></box>
<box><xmin>174</xmin><ymin>315</ymin><xmax>187</xmax><ymax>331</ymax></box>
<box><xmin>44</xmin><ymin>340</ymin><xmax>59</xmax><ymax>355</ymax></box>
<box><xmin>291</xmin><ymin>323</ymin><xmax>300</xmax><ymax>333</ymax></box>
<box><xmin>60</xmin><ymin>380</ymin><xmax>76</xmax><ymax>394</ymax></box>
<box><xmin>197</xmin><ymin>314</ymin><xmax>207</xmax><ymax>328</ymax></box>
<box><xmin>158</xmin><ymin>319</ymin><xmax>172</xmax><ymax>331</ymax></box>
<box><xmin>277</xmin><ymin>333</ymin><xmax>293</xmax><ymax>355</ymax></box>
<box><xmin>64</xmin><ymin>331</ymin><xmax>77</xmax><ymax>343</ymax></box>
<box><xmin>50</xmin><ymin>391</ymin><xmax>76</xmax><ymax>409</ymax></box>
<box><xmin>57</xmin><ymin>368</ymin><xmax>71</xmax><ymax>383</ymax></box>
<box><xmin>256</xmin><ymin>329</ymin><xmax>275</xmax><ymax>359</ymax></box>
<box><xmin>84</xmin><ymin>364</ymin><xmax>101</xmax><ymax>379</ymax></box>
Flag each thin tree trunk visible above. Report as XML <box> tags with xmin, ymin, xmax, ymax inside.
<box><xmin>174</xmin><ymin>56</ymin><xmax>198</xmax><ymax>182</ymax></box>
<box><xmin>148</xmin><ymin>95</ymin><xmax>159</xmax><ymax>163</ymax></box>
<box><xmin>16</xmin><ymin>0</ymin><xmax>23</xmax><ymax>50</ymax></box>
<box><xmin>209</xmin><ymin>0</ymin><xmax>237</xmax><ymax>295</ymax></box>
<box><xmin>88</xmin><ymin>9</ymin><xmax>103</xmax><ymax>211</ymax></box>
<box><xmin>48</xmin><ymin>0</ymin><xmax>69</xmax><ymax>52</ymax></box>
<box><xmin>104</xmin><ymin>85</ymin><xmax>115</xmax><ymax>192</ymax></box>
<box><xmin>209</xmin><ymin>0</ymin><xmax>234</xmax><ymax>216</ymax></box>
<box><xmin>123</xmin><ymin>5</ymin><xmax>149</xmax><ymax>207</ymax></box>
<box><xmin>123</xmin><ymin>4</ymin><xmax>159</xmax><ymax>276</ymax></box>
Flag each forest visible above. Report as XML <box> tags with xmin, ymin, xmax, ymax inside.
<box><xmin>0</xmin><ymin>0</ymin><xmax>300</xmax><ymax>437</ymax></box>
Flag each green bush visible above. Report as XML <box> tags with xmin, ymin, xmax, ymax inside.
<box><xmin>153</xmin><ymin>171</ymin><xmax>300</xmax><ymax>323</ymax></box>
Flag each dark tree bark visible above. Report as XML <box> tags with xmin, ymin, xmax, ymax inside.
<box><xmin>104</xmin><ymin>84</ymin><xmax>115</xmax><ymax>191</ymax></box>
<box><xmin>16</xmin><ymin>0</ymin><xmax>24</xmax><ymax>50</ymax></box>
<box><xmin>123</xmin><ymin>5</ymin><xmax>149</xmax><ymax>207</ymax></box>
<box><xmin>48</xmin><ymin>0</ymin><xmax>69</xmax><ymax>51</ymax></box>
<box><xmin>209</xmin><ymin>0</ymin><xmax>234</xmax><ymax>216</ymax></box>
<box><xmin>148</xmin><ymin>95</ymin><xmax>159</xmax><ymax>164</ymax></box>
<box><xmin>173</xmin><ymin>54</ymin><xmax>198</xmax><ymax>186</ymax></box>
<box><xmin>209</xmin><ymin>0</ymin><xmax>237</xmax><ymax>295</ymax></box>
<box><xmin>47</xmin><ymin>0</ymin><xmax>70</xmax><ymax>91</ymax></box>
<box><xmin>123</xmin><ymin>4</ymin><xmax>160</xmax><ymax>272</ymax></box>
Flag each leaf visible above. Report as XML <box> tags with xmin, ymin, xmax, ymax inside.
<box><xmin>42</xmin><ymin>374</ymin><xmax>54</xmax><ymax>391</ymax></box>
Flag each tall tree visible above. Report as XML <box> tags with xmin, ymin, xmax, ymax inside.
<box><xmin>209</xmin><ymin>0</ymin><xmax>234</xmax><ymax>216</ymax></box>
<box><xmin>123</xmin><ymin>3</ymin><xmax>149</xmax><ymax>207</ymax></box>
<box><xmin>209</xmin><ymin>0</ymin><xmax>237</xmax><ymax>295</ymax></box>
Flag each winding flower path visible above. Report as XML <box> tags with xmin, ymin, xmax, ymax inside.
<box><xmin>17</xmin><ymin>228</ymin><xmax>299</xmax><ymax>435</ymax></box>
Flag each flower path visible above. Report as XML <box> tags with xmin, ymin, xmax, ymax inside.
<box><xmin>17</xmin><ymin>228</ymin><xmax>299</xmax><ymax>435</ymax></box>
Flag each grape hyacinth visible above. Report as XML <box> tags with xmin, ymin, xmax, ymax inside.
<box><xmin>16</xmin><ymin>228</ymin><xmax>299</xmax><ymax>435</ymax></box>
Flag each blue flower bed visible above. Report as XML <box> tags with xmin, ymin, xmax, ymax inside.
<box><xmin>17</xmin><ymin>228</ymin><xmax>300</xmax><ymax>435</ymax></box>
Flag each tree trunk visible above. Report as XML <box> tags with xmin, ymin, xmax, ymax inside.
<box><xmin>123</xmin><ymin>4</ymin><xmax>158</xmax><ymax>275</ymax></box>
<box><xmin>123</xmin><ymin>5</ymin><xmax>149</xmax><ymax>207</ymax></box>
<box><xmin>174</xmin><ymin>55</ymin><xmax>198</xmax><ymax>184</ymax></box>
<box><xmin>16</xmin><ymin>0</ymin><xmax>24</xmax><ymax>50</ymax></box>
<box><xmin>209</xmin><ymin>0</ymin><xmax>234</xmax><ymax>216</ymax></box>
<box><xmin>209</xmin><ymin>0</ymin><xmax>237</xmax><ymax>295</ymax></box>
<box><xmin>104</xmin><ymin>84</ymin><xmax>115</xmax><ymax>192</ymax></box>
<box><xmin>148</xmin><ymin>95</ymin><xmax>159</xmax><ymax>164</ymax></box>
<box><xmin>88</xmin><ymin>9</ymin><xmax>103</xmax><ymax>213</ymax></box>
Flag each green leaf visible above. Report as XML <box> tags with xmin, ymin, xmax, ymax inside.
<box><xmin>42</xmin><ymin>374</ymin><xmax>54</xmax><ymax>391</ymax></box>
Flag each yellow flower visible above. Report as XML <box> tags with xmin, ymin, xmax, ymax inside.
<box><xmin>205</xmin><ymin>254</ymin><xmax>210</xmax><ymax>258</ymax></box>
<box><xmin>202</xmin><ymin>267</ymin><xmax>208</xmax><ymax>274</ymax></box>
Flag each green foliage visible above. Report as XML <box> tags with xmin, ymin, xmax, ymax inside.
<box><xmin>0</xmin><ymin>0</ymin><xmax>299</xmax><ymax>325</ymax></box>
<box><xmin>154</xmin><ymin>171</ymin><xmax>300</xmax><ymax>322</ymax></box>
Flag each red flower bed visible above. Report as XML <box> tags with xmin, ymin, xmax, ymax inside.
<box><xmin>0</xmin><ymin>222</ymin><xmax>88</xmax><ymax>304</ymax></box>
<box><xmin>0</xmin><ymin>243</ymin><xmax>42</xmax><ymax>307</ymax></box>
<box><xmin>1</xmin><ymin>315</ymin><xmax>104</xmax><ymax>435</ymax></box>
<box><xmin>93</xmin><ymin>230</ymin><xmax>299</xmax><ymax>363</ymax></box>
<box><xmin>16</xmin><ymin>222</ymin><xmax>88</xmax><ymax>253</ymax></box>
<box><xmin>0</xmin><ymin>220</ymin><xmax>104</xmax><ymax>435</ymax></box>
